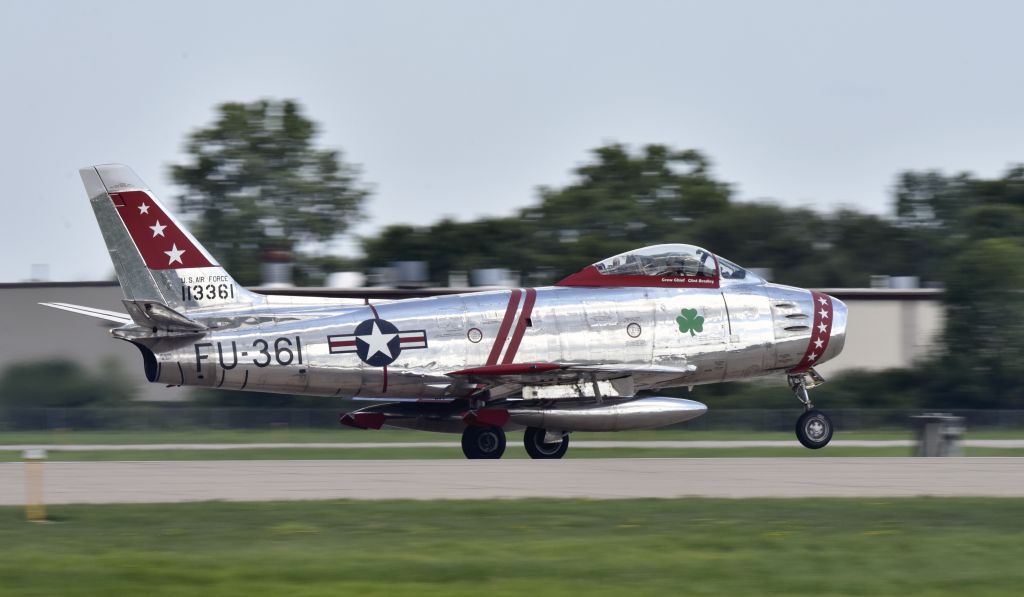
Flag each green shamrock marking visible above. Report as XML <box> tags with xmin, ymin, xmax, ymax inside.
<box><xmin>676</xmin><ymin>308</ymin><xmax>704</xmax><ymax>337</ymax></box>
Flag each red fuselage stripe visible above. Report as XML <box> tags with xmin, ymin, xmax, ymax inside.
<box><xmin>487</xmin><ymin>289</ymin><xmax>523</xmax><ymax>365</ymax></box>
<box><xmin>501</xmin><ymin>288</ymin><xmax>537</xmax><ymax>364</ymax></box>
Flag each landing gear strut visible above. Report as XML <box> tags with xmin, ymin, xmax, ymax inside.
<box><xmin>523</xmin><ymin>427</ymin><xmax>569</xmax><ymax>459</ymax></box>
<box><xmin>461</xmin><ymin>426</ymin><xmax>506</xmax><ymax>459</ymax></box>
<box><xmin>788</xmin><ymin>369</ymin><xmax>833</xmax><ymax>449</ymax></box>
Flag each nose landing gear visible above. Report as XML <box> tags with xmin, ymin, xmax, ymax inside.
<box><xmin>795</xmin><ymin>409</ymin><xmax>833</xmax><ymax>449</ymax></box>
<box><xmin>789</xmin><ymin>369</ymin><xmax>833</xmax><ymax>449</ymax></box>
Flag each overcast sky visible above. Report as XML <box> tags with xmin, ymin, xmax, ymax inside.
<box><xmin>1</xmin><ymin>0</ymin><xmax>1022</xmax><ymax>281</ymax></box>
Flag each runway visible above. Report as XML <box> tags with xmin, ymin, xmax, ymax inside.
<box><xmin>1</xmin><ymin>458</ymin><xmax>1022</xmax><ymax>504</ymax></box>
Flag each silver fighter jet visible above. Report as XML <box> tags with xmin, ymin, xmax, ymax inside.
<box><xmin>44</xmin><ymin>164</ymin><xmax>847</xmax><ymax>459</ymax></box>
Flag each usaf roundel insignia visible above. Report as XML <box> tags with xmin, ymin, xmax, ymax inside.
<box><xmin>327</xmin><ymin>319</ymin><xmax>428</xmax><ymax>367</ymax></box>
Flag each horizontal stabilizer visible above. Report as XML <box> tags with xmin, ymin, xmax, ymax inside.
<box><xmin>39</xmin><ymin>302</ymin><xmax>133</xmax><ymax>325</ymax></box>
<box><xmin>122</xmin><ymin>300</ymin><xmax>207</xmax><ymax>332</ymax></box>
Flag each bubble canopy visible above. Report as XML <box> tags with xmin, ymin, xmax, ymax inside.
<box><xmin>556</xmin><ymin>244</ymin><xmax>763</xmax><ymax>288</ymax></box>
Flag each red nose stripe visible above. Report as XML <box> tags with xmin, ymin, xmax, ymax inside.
<box><xmin>789</xmin><ymin>291</ymin><xmax>833</xmax><ymax>373</ymax></box>
<box><xmin>109</xmin><ymin>190</ymin><xmax>213</xmax><ymax>270</ymax></box>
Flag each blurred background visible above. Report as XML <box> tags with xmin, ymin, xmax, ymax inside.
<box><xmin>1</xmin><ymin>0</ymin><xmax>1023</xmax><ymax>429</ymax></box>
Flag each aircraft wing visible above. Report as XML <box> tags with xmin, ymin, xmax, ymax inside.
<box><xmin>39</xmin><ymin>302</ymin><xmax>133</xmax><ymax>325</ymax></box>
<box><xmin>447</xmin><ymin>362</ymin><xmax>697</xmax><ymax>398</ymax></box>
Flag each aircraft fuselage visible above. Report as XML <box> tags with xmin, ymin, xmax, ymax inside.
<box><xmin>136</xmin><ymin>283</ymin><xmax>846</xmax><ymax>400</ymax></box>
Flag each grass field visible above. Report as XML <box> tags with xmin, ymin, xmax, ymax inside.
<box><xmin>1</xmin><ymin>498</ymin><xmax>1022</xmax><ymax>596</ymax></box>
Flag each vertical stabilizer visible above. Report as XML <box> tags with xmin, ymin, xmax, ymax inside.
<box><xmin>80</xmin><ymin>164</ymin><xmax>262</xmax><ymax>311</ymax></box>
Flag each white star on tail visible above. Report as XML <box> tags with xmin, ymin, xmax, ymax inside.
<box><xmin>164</xmin><ymin>244</ymin><xmax>185</xmax><ymax>265</ymax></box>
<box><xmin>138</xmin><ymin>202</ymin><xmax>150</xmax><ymax>215</ymax></box>
<box><xmin>819</xmin><ymin>309</ymin><xmax>829</xmax><ymax>319</ymax></box>
<box><xmin>808</xmin><ymin>352</ymin><xmax>817</xmax><ymax>361</ymax></box>
<box><xmin>818</xmin><ymin>322</ymin><xmax>828</xmax><ymax>334</ymax></box>
<box><xmin>818</xmin><ymin>296</ymin><xmax>828</xmax><ymax>305</ymax></box>
<box><xmin>814</xmin><ymin>338</ymin><xmax>825</xmax><ymax>349</ymax></box>
<box><xmin>359</xmin><ymin>320</ymin><xmax>397</xmax><ymax>361</ymax></box>
<box><xmin>150</xmin><ymin>221</ymin><xmax>166</xmax><ymax>237</ymax></box>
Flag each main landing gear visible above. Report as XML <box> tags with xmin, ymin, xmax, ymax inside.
<box><xmin>461</xmin><ymin>426</ymin><xmax>506</xmax><ymax>459</ymax></box>
<box><xmin>460</xmin><ymin>425</ymin><xmax>570</xmax><ymax>459</ymax></box>
<box><xmin>523</xmin><ymin>427</ymin><xmax>569</xmax><ymax>459</ymax></box>
<box><xmin>789</xmin><ymin>369</ymin><xmax>833</xmax><ymax>450</ymax></box>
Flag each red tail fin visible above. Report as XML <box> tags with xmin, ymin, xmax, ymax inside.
<box><xmin>80</xmin><ymin>164</ymin><xmax>259</xmax><ymax>310</ymax></box>
<box><xmin>107</xmin><ymin>189</ymin><xmax>213</xmax><ymax>270</ymax></box>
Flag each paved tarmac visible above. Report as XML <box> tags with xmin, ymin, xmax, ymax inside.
<box><xmin>2</xmin><ymin>439</ymin><xmax>1022</xmax><ymax>451</ymax></box>
<box><xmin>1</xmin><ymin>458</ymin><xmax>1022</xmax><ymax>504</ymax></box>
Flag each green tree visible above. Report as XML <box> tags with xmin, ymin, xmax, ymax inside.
<box><xmin>0</xmin><ymin>358</ymin><xmax>135</xmax><ymax>410</ymax></box>
<box><xmin>961</xmin><ymin>203</ymin><xmax>1024</xmax><ymax>241</ymax></box>
<box><xmin>0</xmin><ymin>358</ymin><xmax>137</xmax><ymax>429</ymax></box>
<box><xmin>685</xmin><ymin>203</ymin><xmax>822</xmax><ymax>286</ymax></box>
<box><xmin>928</xmin><ymin>238</ymin><xmax>1024</xmax><ymax>408</ymax></box>
<box><xmin>894</xmin><ymin>170</ymin><xmax>973</xmax><ymax>229</ymax></box>
<box><xmin>891</xmin><ymin>165</ymin><xmax>1024</xmax><ymax>407</ymax></box>
<box><xmin>362</xmin><ymin>217</ymin><xmax>538</xmax><ymax>286</ymax></box>
<box><xmin>815</xmin><ymin>209</ymin><xmax>936</xmax><ymax>288</ymax></box>
<box><xmin>527</xmin><ymin>144</ymin><xmax>732</xmax><ymax>279</ymax></box>
<box><xmin>887</xmin><ymin>164</ymin><xmax>1024</xmax><ymax>299</ymax></box>
<box><xmin>362</xmin><ymin>144</ymin><xmax>735</xmax><ymax>285</ymax></box>
<box><xmin>170</xmin><ymin>99</ymin><xmax>369</xmax><ymax>285</ymax></box>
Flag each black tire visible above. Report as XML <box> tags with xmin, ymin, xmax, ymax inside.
<box><xmin>461</xmin><ymin>426</ymin><xmax>506</xmax><ymax>459</ymax></box>
<box><xmin>795</xmin><ymin>409</ymin><xmax>833</xmax><ymax>449</ymax></box>
<box><xmin>523</xmin><ymin>426</ymin><xmax>569</xmax><ymax>459</ymax></box>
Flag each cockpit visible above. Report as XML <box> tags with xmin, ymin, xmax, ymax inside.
<box><xmin>557</xmin><ymin>244</ymin><xmax>763</xmax><ymax>288</ymax></box>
